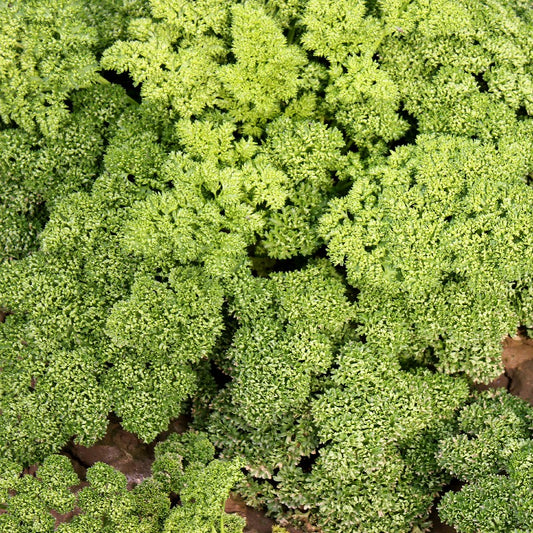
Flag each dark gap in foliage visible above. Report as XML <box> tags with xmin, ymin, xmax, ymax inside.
<box><xmin>248</xmin><ymin>247</ymin><xmax>319</xmax><ymax>277</ymax></box>
<box><xmin>327</xmin><ymin>360</ymin><xmax>341</xmax><ymax>374</ymax></box>
<box><xmin>297</xmin><ymin>450</ymin><xmax>320</xmax><ymax>474</ymax></box>
<box><xmin>201</xmin><ymin>183</ymin><xmax>217</xmax><ymax>201</ymax></box>
<box><xmin>517</xmin><ymin>105</ymin><xmax>529</xmax><ymax>120</ymax></box>
<box><xmin>287</xmin><ymin>23</ymin><xmax>306</xmax><ymax>48</ymax></box>
<box><xmin>108</xmin><ymin>411</ymin><xmax>124</xmax><ymax>425</ymax></box>
<box><xmin>266</xmin><ymin>254</ymin><xmax>310</xmax><ymax>273</ymax></box>
<box><xmin>267</xmin><ymin>469</ymin><xmax>280</xmax><ymax>487</ymax></box>
<box><xmin>399</xmin><ymin>345</ymin><xmax>439</xmax><ymax>373</ymax></box>
<box><xmin>61</xmin><ymin>443</ymin><xmax>91</xmax><ymax>474</ymax></box>
<box><xmin>33</xmin><ymin>199</ymin><xmax>49</xmax><ymax>226</ymax></box>
<box><xmin>94</xmin><ymin>147</ymin><xmax>106</xmax><ymax>175</ymax></box>
<box><xmin>372</xmin><ymin>52</ymin><xmax>382</xmax><ymax>63</ymax></box>
<box><xmin>225</xmin><ymin>50</ymin><xmax>237</xmax><ymax>65</ymax></box>
<box><xmin>230</xmin><ymin>126</ymin><xmax>244</xmax><ymax>144</ymax></box>
<box><xmin>442</xmin><ymin>272</ymin><xmax>466</xmax><ymax>285</ymax></box>
<box><xmin>313</xmin><ymin>244</ymin><xmax>328</xmax><ymax>259</ymax></box>
<box><xmin>305</xmin><ymin>49</ymin><xmax>330</xmax><ymax>72</ymax></box>
<box><xmin>254</xmin><ymin>200</ymin><xmax>268</xmax><ymax>213</ymax></box>
<box><xmin>322</xmin><ymin>115</ymin><xmax>345</xmax><ymax>142</ymax></box>
<box><xmin>517</xmin><ymin>324</ymin><xmax>529</xmax><ymax>338</ymax></box>
<box><xmin>428</xmin><ymin>478</ymin><xmax>465</xmax><ymax>530</ymax></box>
<box><xmin>164</xmin><ymin>179</ymin><xmax>176</xmax><ymax>191</ymax></box>
<box><xmin>473</xmin><ymin>72</ymin><xmax>489</xmax><ymax>93</ymax></box>
<box><xmin>510</xmin><ymin>4</ymin><xmax>533</xmax><ymax>20</ymax></box>
<box><xmin>424</xmin><ymin>362</ymin><xmax>440</xmax><ymax>374</ymax></box>
<box><xmin>220</xmin><ymin>296</ymin><xmax>239</xmax><ymax>334</ymax></box>
<box><xmin>209</xmin><ymin>298</ymin><xmax>239</xmax><ymax>381</ymax></box>
<box><xmin>61</xmin><ymin>449</ymin><xmax>89</xmax><ymax>483</ymax></box>
<box><xmin>504</xmin><ymin>368</ymin><xmax>513</xmax><ymax>393</ymax></box>
<box><xmin>284</xmin><ymin>197</ymin><xmax>295</xmax><ymax>207</ymax></box>
<box><xmin>127</xmin><ymin>174</ymin><xmax>136</xmax><ymax>184</ymax></box>
<box><xmin>0</xmin><ymin>308</ymin><xmax>13</xmax><ymax>323</ymax></box>
<box><xmin>210</xmin><ymin>359</ymin><xmax>232</xmax><ymax>388</ymax></box>
<box><xmin>389</xmin><ymin>105</ymin><xmax>419</xmax><ymax>152</ymax></box>
<box><xmin>249</xmin><ymin>252</ymin><xmax>278</xmax><ymax>277</ymax></box>
<box><xmin>331</xmin><ymin>261</ymin><xmax>360</xmax><ymax>304</ymax></box>
<box><xmin>353</xmin><ymin>144</ymin><xmax>374</xmax><ymax>165</ymax></box>
<box><xmin>364</xmin><ymin>0</ymin><xmax>381</xmax><ymax>18</ymax></box>
<box><xmin>99</xmin><ymin>69</ymin><xmax>142</xmax><ymax>104</ymax></box>
<box><xmin>279</xmin><ymin>100</ymin><xmax>291</xmax><ymax>115</ymax></box>
<box><xmin>96</xmin><ymin>117</ymin><xmax>119</xmax><ymax>165</ymax></box>
<box><xmin>0</xmin><ymin>117</ymin><xmax>10</xmax><ymax>131</ymax></box>
<box><xmin>253</xmin><ymin>126</ymin><xmax>269</xmax><ymax>146</ymax></box>
<box><xmin>338</xmin><ymin>134</ymin><xmax>354</xmax><ymax>159</ymax></box>
<box><xmin>65</xmin><ymin>98</ymin><xmax>74</xmax><ymax>113</ymax></box>
<box><xmin>330</xmin><ymin>174</ymin><xmax>353</xmax><ymax>198</ymax></box>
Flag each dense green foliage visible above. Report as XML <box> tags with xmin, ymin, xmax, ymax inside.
<box><xmin>0</xmin><ymin>83</ymin><xmax>130</xmax><ymax>260</ymax></box>
<box><xmin>210</xmin><ymin>329</ymin><xmax>469</xmax><ymax>532</ymax></box>
<box><xmin>437</xmin><ymin>391</ymin><xmax>533</xmax><ymax>532</ymax></box>
<box><xmin>320</xmin><ymin>133</ymin><xmax>533</xmax><ymax>381</ymax></box>
<box><xmin>1</xmin><ymin>0</ymin><xmax>533</xmax><ymax>531</ymax></box>
<box><xmin>0</xmin><ymin>0</ymin><xmax>146</xmax><ymax>260</ymax></box>
<box><xmin>0</xmin><ymin>431</ymin><xmax>244</xmax><ymax>533</ymax></box>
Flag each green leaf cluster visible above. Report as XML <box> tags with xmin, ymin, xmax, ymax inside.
<box><xmin>0</xmin><ymin>82</ymin><xmax>130</xmax><ymax>260</ymax></box>
<box><xmin>101</xmin><ymin>0</ymin><xmax>319</xmax><ymax>133</ymax></box>
<box><xmin>319</xmin><ymin>133</ymin><xmax>533</xmax><ymax>381</ymax></box>
<box><xmin>207</xmin><ymin>269</ymin><xmax>468</xmax><ymax>532</ymax></box>
<box><xmin>0</xmin><ymin>0</ymin><xmax>98</xmax><ymax>136</ymax></box>
<box><xmin>0</xmin><ymin>431</ymin><xmax>244</xmax><ymax>533</ymax></box>
<box><xmin>437</xmin><ymin>390</ymin><xmax>533</xmax><ymax>532</ymax></box>
<box><xmin>304</xmin><ymin>343</ymin><xmax>468</xmax><ymax>532</ymax></box>
<box><xmin>379</xmin><ymin>0</ymin><xmax>533</xmax><ymax>140</ymax></box>
<box><xmin>211</xmin><ymin>261</ymin><xmax>354</xmax><ymax>429</ymax></box>
<box><xmin>0</xmin><ymin>106</ymin><xmax>221</xmax><ymax>460</ymax></box>
<box><xmin>0</xmin><ymin>0</ymin><xmax>144</xmax><ymax>261</ymax></box>
<box><xmin>0</xmin><ymin>455</ymin><xmax>77</xmax><ymax>533</ymax></box>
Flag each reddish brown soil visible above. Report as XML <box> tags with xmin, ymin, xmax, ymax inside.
<box><xmin>226</xmin><ymin>495</ymin><xmax>278</xmax><ymax>533</ymax></box>
<box><xmin>64</xmin><ymin>414</ymin><xmax>191</xmax><ymax>490</ymax></box>
<box><xmin>428</xmin><ymin>505</ymin><xmax>458</xmax><ymax>533</ymax></box>
<box><xmin>502</xmin><ymin>334</ymin><xmax>533</xmax><ymax>404</ymax></box>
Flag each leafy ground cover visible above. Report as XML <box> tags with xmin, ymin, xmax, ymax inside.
<box><xmin>3</xmin><ymin>311</ymin><xmax>533</xmax><ymax>532</ymax></box>
<box><xmin>2</xmin><ymin>333</ymin><xmax>530</xmax><ymax>532</ymax></box>
<box><xmin>2</xmin><ymin>0</ymin><xmax>533</xmax><ymax>532</ymax></box>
